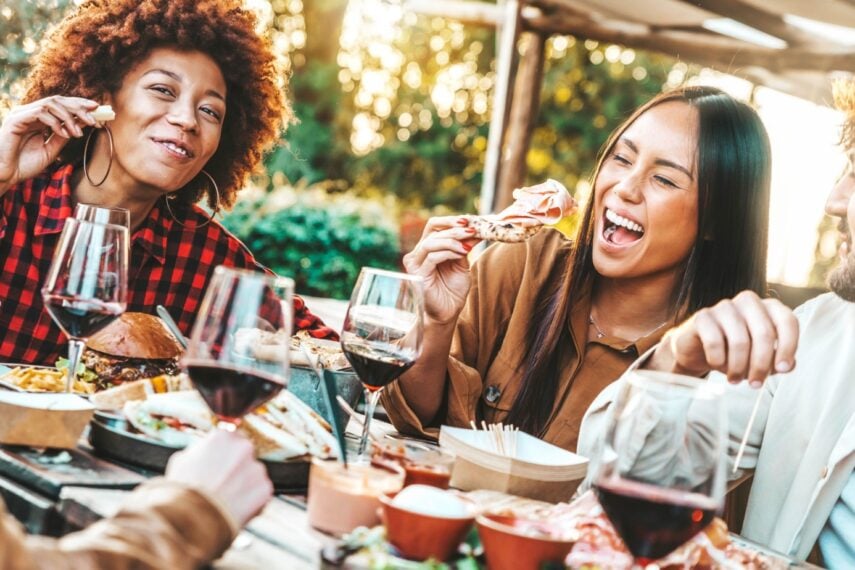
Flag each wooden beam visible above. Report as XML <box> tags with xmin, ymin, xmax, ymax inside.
<box><xmin>403</xmin><ymin>0</ymin><xmax>503</xmax><ymax>27</ymax></box>
<box><xmin>480</xmin><ymin>0</ymin><xmax>524</xmax><ymax>216</ymax></box>
<box><xmin>495</xmin><ymin>31</ymin><xmax>547</xmax><ymax>210</ymax></box>
<box><xmin>523</xmin><ymin>13</ymin><xmax>855</xmax><ymax>72</ymax></box>
<box><xmin>403</xmin><ymin>0</ymin><xmax>541</xmax><ymax>28</ymax></box>
<box><xmin>678</xmin><ymin>0</ymin><xmax>822</xmax><ymax>47</ymax></box>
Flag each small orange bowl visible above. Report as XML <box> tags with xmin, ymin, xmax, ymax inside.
<box><xmin>380</xmin><ymin>492</ymin><xmax>475</xmax><ymax>561</ymax></box>
<box><xmin>476</xmin><ymin>514</ymin><xmax>574</xmax><ymax>570</ymax></box>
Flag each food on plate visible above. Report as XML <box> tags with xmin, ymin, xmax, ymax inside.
<box><xmin>74</xmin><ymin>312</ymin><xmax>184</xmax><ymax>389</ymax></box>
<box><xmin>233</xmin><ymin>327</ymin><xmax>290</xmax><ymax>363</ymax></box>
<box><xmin>240</xmin><ymin>413</ymin><xmax>311</xmax><ymax>460</ymax></box>
<box><xmin>91</xmin><ymin>104</ymin><xmax>115</xmax><ymax>122</ymax></box>
<box><xmin>503</xmin><ymin>491</ymin><xmax>784</xmax><ymax>569</ymax></box>
<box><xmin>124</xmin><ymin>391</ymin><xmax>214</xmax><ymax>447</ymax></box>
<box><xmin>90</xmin><ymin>378</ymin><xmax>153</xmax><ymax>410</ymax></box>
<box><xmin>0</xmin><ymin>365</ymin><xmax>95</xmax><ymax>394</ymax></box>
<box><xmin>253</xmin><ymin>390</ymin><xmax>338</xmax><ymax>458</ymax></box>
<box><xmin>121</xmin><ymin>389</ymin><xmax>337</xmax><ymax>459</ymax></box>
<box><xmin>233</xmin><ymin>327</ymin><xmax>350</xmax><ymax>370</ymax></box>
<box><xmin>89</xmin><ymin>375</ymin><xmax>190</xmax><ymax>409</ymax></box>
<box><xmin>290</xmin><ymin>330</ymin><xmax>350</xmax><ymax>370</ymax></box>
<box><xmin>462</xmin><ymin>179</ymin><xmax>578</xmax><ymax>243</ymax></box>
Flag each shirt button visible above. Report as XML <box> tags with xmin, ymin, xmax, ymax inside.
<box><xmin>820</xmin><ymin>466</ymin><xmax>829</xmax><ymax>479</ymax></box>
<box><xmin>485</xmin><ymin>385</ymin><xmax>502</xmax><ymax>403</ymax></box>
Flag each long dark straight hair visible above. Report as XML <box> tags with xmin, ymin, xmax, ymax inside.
<box><xmin>505</xmin><ymin>86</ymin><xmax>772</xmax><ymax>436</ymax></box>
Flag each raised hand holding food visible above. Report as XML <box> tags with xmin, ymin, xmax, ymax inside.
<box><xmin>0</xmin><ymin>96</ymin><xmax>100</xmax><ymax>192</ymax></box>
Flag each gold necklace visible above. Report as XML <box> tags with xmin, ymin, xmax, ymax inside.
<box><xmin>588</xmin><ymin>313</ymin><xmax>670</xmax><ymax>341</ymax></box>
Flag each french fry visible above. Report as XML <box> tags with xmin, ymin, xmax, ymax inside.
<box><xmin>1</xmin><ymin>366</ymin><xmax>89</xmax><ymax>393</ymax></box>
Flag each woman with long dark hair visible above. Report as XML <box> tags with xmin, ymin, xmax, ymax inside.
<box><xmin>384</xmin><ymin>86</ymin><xmax>771</xmax><ymax>449</ymax></box>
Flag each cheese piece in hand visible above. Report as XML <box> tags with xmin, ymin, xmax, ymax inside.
<box><xmin>91</xmin><ymin>105</ymin><xmax>116</xmax><ymax>122</ymax></box>
<box><xmin>465</xmin><ymin>179</ymin><xmax>578</xmax><ymax>243</ymax></box>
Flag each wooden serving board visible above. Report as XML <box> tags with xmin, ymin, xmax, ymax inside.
<box><xmin>0</xmin><ymin>444</ymin><xmax>146</xmax><ymax>499</ymax></box>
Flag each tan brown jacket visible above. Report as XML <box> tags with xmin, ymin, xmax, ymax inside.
<box><xmin>383</xmin><ymin>230</ymin><xmax>665</xmax><ymax>451</ymax></box>
<box><xmin>0</xmin><ymin>478</ymin><xmax>236</xmax><ymax>570</ymax></box>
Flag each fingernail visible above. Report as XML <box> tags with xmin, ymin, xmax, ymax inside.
<box><xmin>750</xmin><ymin>380</ymin><xmax>763</xmax><ymax>389</ymax></box>
<box><xmin>462</xmin><ymin>243</ymin><xmax>473</xmax><ymax>252</ymax></box>
<box><xmin>465</xmin><ymin>227</ymin><xmax>477</xmax><ymax>234</ymax></box>
<box><xmin>775</xmin><ymin>360</ymin><xmax>791</xmax><ymax>373</ymax></box>
<box><xmin>456</xmin><ymin>219</ymin><xmax>468</xmax><ymax>226</ymax></box>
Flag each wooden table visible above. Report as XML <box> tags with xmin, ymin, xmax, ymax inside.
<box><xmin>0</xmin><ymin>437</ymin><xmax>820</xmax><ymax>570</ymax></box>
<box><xmin>59</xmin><ymin>486</ymin><xmax>337</xmax><ymax>569</ymax></box>
<box><xmin>0</xmin><ymin>442</ymin><xmax>339</xmax><ymax>569</ymax></box>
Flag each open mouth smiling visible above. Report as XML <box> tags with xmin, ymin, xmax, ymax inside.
<box><xmin>602</xmin><ymin>207</ymin><xmax>645</xmax><ymax>246</ymax></box>
<box><xmin>153</xmin><ymin>138</ymin><xmax>194</xmax><ymax>159</ymax></box>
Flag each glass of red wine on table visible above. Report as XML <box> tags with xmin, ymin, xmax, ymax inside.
<box><xmin>341</xmin><ymin>268</ymin><xmax>424</xmax><ymax>461</ymax></box>
<box><xmin>593</xmin><ymin>370</ymin><xmax>727</xmax><ymax>568</ymax></box>
<box><xmin>182</xmin><ymin>266</ymin><xmax>294</xmax><ymax>430</ymax></box>
<box><xmin>41</xmin><ymin>218</ymin><xmax>129</xmax><ymax>393</ymax></box>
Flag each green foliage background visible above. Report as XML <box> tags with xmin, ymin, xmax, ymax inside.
<box><xmin>1</xmin><ymin>0</ymin><xmax>835</xmax><ymax>295</ymax></box>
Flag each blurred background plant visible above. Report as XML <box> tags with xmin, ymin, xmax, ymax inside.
<box><xmin>0</xmin><ymin>0</ymin><xmax>842</xmax><ymax>297</ymax></box>
<box><xmin>221</xmin><ymin>177</ymin><xmax>400</xmax><ymax>299</ymax></box>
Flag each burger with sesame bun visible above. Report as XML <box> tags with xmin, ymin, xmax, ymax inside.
<box><xmin>69</xmin><ymin>312</ymin><xmax>184</xmax><ymax>390</ymax></box>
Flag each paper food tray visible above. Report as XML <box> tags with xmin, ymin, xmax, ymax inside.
<box><xmin>439</xmin><ymin>426</ymin><xmax>588</xmax><ymax>481</ymax></box>
<box><xmin>0</xmin><ymin>392</ymin><xmax>94</xmax><ymax>449</ymax></box>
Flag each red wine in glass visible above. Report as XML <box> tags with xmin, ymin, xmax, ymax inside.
<box><xmin>43</xmin><ymin>295</ymin><xmax>124</xmax><ymax>339</ymax></box>
<box><xmin>41</xmin><ymin>219</ymin><xmax>129</xmax><ymax>392</ymax></box>
<box><xmin>596</xmin><ymin>478</ymin><xmax>717</xmax><ymax>564</ymax></box>
<box><xmin>341</xmin><ymin>341</ymin><xmax>415</xmax><ymax>392</ymax></box>
<box><xmin>185</xmin><ymin>361</ymin><xmax>285</xmax><ymax>426</ymax></box>
<box><xmin>183</xmin><ymin>267</ymin><xmax>294</xmax><ymax>430</ymax></box>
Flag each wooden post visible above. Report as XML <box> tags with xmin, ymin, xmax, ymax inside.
<box><xmin>479</xmin><ymin>0</ymin><xmax>523</xmax><ymax>216</ymax></box>
<box><xmin>494</xmin><ymin>31</ymin><xmax>546</xmax><ymax>211</ymax></box>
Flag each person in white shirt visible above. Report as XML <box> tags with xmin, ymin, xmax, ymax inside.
<box><xmin>579</xmin><ymin>79</ymin><xmax>855</xmax><ymax>566</ymax></box>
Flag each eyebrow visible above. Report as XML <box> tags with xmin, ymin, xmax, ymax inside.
<box><xmin>142</xmin><ymin>69</ymin><xmax>225</xmax><ymax>102</ymax></box>
<box><xmin>621</xmin><ymin>138</ymin><xmax>694</xmax><ymax>181</ymax></box>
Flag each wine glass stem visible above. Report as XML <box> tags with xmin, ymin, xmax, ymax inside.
<box><xmin>65</xmin><ymin>339</ymin><xmax>85</xmax><ymax>393</ymax></box>
<box><xmin>358</xmin><ymin>388</ymin><xmax>382</xmax><ymax>457</ymax></box>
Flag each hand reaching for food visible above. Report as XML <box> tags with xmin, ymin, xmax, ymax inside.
<box><xmin>165</xmin><ymin>429</ymin><xmax>273</xmax><ymax>527</ymax></box>
<box><xmin>645</xmin><ymin>290</ymin><xmax>799</xmax><ymax>384</ymax></box>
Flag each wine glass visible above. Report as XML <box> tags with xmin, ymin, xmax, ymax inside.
<box><xmin>341</xmin><ymin>268</ymin><xmax>424</xmax><ymax>460</ymax></box>
<box><xmin>74</xmin><ymin>203</ymin><xmax>131</xmax><ymax>228</ymax></box>
<box><xmin>592</xmin><ymin>370</ymin><xmax>727</xmax><ymax>567</ymax></box>
<box><xmin>41</xmin><ymin>218</ymin><xmax>129</xmax><ymax>392</ymax></box>
<box><xmin>183</xmin><ymin>266</ymin><xmax>294</xmax><ymax>430</ymax></box>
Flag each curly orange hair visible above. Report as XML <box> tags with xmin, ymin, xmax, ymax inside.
<box><xmin>23</xmin><ymin>0</ymin><xmax>290</xmax><ymax>210</ymax></box>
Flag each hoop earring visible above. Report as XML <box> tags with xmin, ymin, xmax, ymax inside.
<box><xmin>164</xmin><ymin>170</ymin><xmax>220</xmax><ymax>228</ymax></box>
<box><xmin>83</xmin><ymin>126</ymin><xmax>113</xmax><ymax>187</ymax></box>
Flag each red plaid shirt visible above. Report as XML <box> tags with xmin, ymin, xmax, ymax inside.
<box><xmin>0</xmin><ymin>163</ymin><xmax>338</xmax><ymax>365</ymax></box>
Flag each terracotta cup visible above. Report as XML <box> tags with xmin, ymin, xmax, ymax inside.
<box><xmin>476</xmin><ymin>513</ymin><xmax>575</xmax><ymax>570</ymax></box>
<box><xmin>380</xmin><ymin>493</ymin><xmax>475</xmax><ymax>561</ymax></box>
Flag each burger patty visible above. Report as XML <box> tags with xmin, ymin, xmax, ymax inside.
<box><xmin>81</xmin><ymin>349</ymin><xmax>180</xmax><ymax>387</ymax></box>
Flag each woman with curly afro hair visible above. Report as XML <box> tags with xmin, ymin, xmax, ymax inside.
<box><xmin>0</xmin><ymin>0</ymin><xmax>337</xmax><ymax>368</ymax></box>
